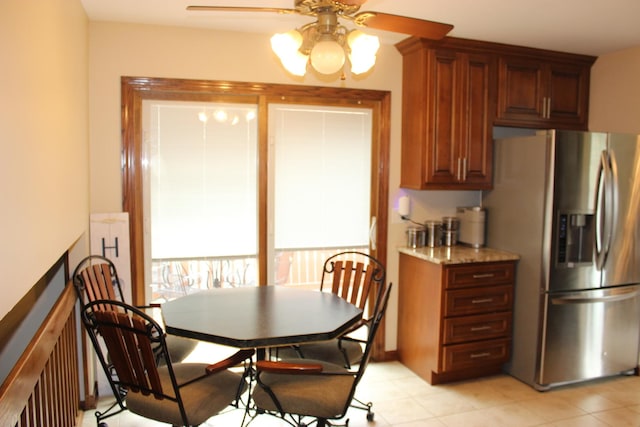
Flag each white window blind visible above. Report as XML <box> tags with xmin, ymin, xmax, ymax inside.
<box><xmin>270</xmin><ymin>104</ymin><xmax>372</xmax><ymax>249</ymax></box>
<box><xmin>145</xmin><ymin>100</ymin><xmax>258</xmax><ymax>259</ymax></box>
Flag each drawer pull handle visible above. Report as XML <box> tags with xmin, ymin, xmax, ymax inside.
<box><xmin>471</xmin><ymin>298</ymin><xmax>493</xmax><ymax>304</ymax></box>
<box><xmin>472</xmin><ymin>273</ymin><xmax>495</xmax><ymax>279</ymax></box>
<box><xmin>470</xmin><ymin>325</ymin><xmax>492</xmax><ymax>332</ymax></box>
<box><xmin>470</xmin><ymin>352</ymin><xmax>491</xmax><ymax>359</ymax></box>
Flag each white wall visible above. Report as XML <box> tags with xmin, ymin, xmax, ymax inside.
<box><xmin>589</xmin><ymin>46</ymin><xmax>640</xmax><ymax>134</ymax></box>
<box><xmin>0</xmin><ymin>0</ymin><xmax>90</xmax><ymax>321</ymax></box>
<box><xmin>88</xmin><ymin>21</ymin><xmax>479</xmax><ymax>350</ymax></box>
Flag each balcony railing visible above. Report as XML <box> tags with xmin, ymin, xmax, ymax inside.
<box><xmin>150</xmin><ymin>246</ymin><xmax>368</xmax><ymax>302</ymax></box>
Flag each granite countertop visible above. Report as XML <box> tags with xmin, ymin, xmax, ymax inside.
<box><xmin>398</xmin><ymin>245</ymin><xmax>520</xmax><ymax>265</ymax></box>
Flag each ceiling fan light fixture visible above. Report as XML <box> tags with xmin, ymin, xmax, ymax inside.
<box><xmin>310</xmin><ymin>36</ymin><xmax>345</xmax><ymax>75</ymax></box>
<box><xmin>191</xmin><ymin>3</ymin><xmax>454</xmax><ymax>77</ymax></box>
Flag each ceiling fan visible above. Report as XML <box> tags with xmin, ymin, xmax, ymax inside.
<box><xmin>187</xmin><ymin>0</ymin><xmax>454</xmax><ymax>76</ymax></box>
<box><xmin>187</xmin><ymin>0</ymin><xmax>454</xmax><ymax>41</ymax></box>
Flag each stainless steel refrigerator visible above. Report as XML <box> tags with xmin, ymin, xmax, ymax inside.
<box><xmin>483</xmin><ymin>129</ymin><xmax>640</xmax><ymax>390</ymax></box>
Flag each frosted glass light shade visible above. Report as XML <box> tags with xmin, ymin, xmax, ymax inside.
<box><xmin>271</xmin><ymin>30</ymin><xmax>302</xmax><ymax>57</ymax></box>
<box><xmin>280</xmin><ymin>50</ymin><xmax>309</xmax><ymax>76</ymax></box>
<box><xmin>310</xmin><ymin>39</ymin><xmax>345</xmax><ymax>74</ymax></box>
<box><xmin>271</xmin><ymin>30</ymin><xmax>309</xmax><ymax>76</ymax></box>
<box><xmin>347</xmin><ymin>30</ymin><xmax>380</xmax><ymax>74</ymax></box>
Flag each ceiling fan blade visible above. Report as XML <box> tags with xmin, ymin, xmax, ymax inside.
<box><xmin>336</xmin><ymin>0</ymin><xmax>368</xmax><ymax>5</ymax></box>
<box><xmin>187</xmin><ymin>6</ymin><xmax>297</xmax><ymax>15</ymax></box>
<box><xmin>353</xmin><ymin>11</ymin><xmax>453</xmax><ymax>40</ymax></box>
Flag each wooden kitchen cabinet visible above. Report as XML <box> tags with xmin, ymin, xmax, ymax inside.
<box><xmin>396</xmin><ymin>37</ymin><xmax>596</xmax><ymax>190</ymax></box>
<box><xmin>398</xmin><ymin>253</ymin><xmax>516</xmax><ymax>384</ymax></box>
<box><xmin>495</xmin><ymin>54</ymin><xmax>594</xmax><ymax>129</ymax></box>
<box><xmin>396</xmin><ymin>38</ymin><xmax>495</xmax><ymax>190</ymax></box>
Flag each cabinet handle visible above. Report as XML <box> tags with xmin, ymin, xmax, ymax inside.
<box><xmin>462</xmin><ymin>157</ymin><xmax>467</xmax><ymax>181</ymax></box>
<box><xmin>471</xmin><ymin>298</ymin><xmax>493</xmax><ymax>304</ymax></box>
<box><xmin>543</xmin><ymin>97</ymin><xmax>551</xmax><ymax>119</ymax></box>
<box><xmin>470</xmin><ymin>352</ymin><xmax>491</xmax><ymax>359</ymax></box>
<box><xmin>457</xmin><ymin>158</ymin><xmax>461</xmax><ymax>181</ymax></box>
<box><xmin>471</xmin><ymin>325</ymin><xmax>492</xmax><ymax>332</ymax></box>
<box><xmin>472</xmin><ymin>273</ymin><xmax>494</xmax><ymax>279</ymax></box>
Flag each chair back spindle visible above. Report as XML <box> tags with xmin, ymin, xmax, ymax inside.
<box><xmin>322</xmin><ymin>252</ymin><xmax>385</xmax><ymax>320</ymax></box>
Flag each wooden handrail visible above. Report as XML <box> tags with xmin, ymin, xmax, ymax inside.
<box><xmin>0</xmin><ymin>283</ymin><xmax>79</xmax><ymax>427</ymax></box>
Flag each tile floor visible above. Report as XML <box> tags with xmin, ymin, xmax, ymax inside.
<box><xmin>80</xmin><ymin>353</ymin><xmax>640</xmax><ymax>427</ymax></box>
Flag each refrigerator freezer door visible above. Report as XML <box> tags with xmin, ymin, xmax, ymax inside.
<box><xmin>537</xmin><ymin>285</ymin><xmax>640</xmax><ymax>389</ymax></box>
<box><xmin>547</xmin><ymin>131</ymin><xmax>605</xmax><ymax>292</ymax></box>
<box><xmin>601</xmin><ymin>134</ymin><xmax>640</xmax><ymax>287</ymax></box>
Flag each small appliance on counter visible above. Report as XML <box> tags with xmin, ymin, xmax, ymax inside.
<box><xmin>456</xmin><ymin>206</ymin><xmax>486</xmax><ymax>248</ymax></box>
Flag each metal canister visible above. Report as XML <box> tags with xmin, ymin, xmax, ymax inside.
<box><xmin>442</xmin><ymin>216</ymin><xmax>460</xmax><ymax>231</ymax></box>
<box><xmin>406</xmin><ymin>226</ymin><xmax>426</xmax><ymax>248</ymax></box>
<box><xmin>424</xmin><ymin>221</ymin><xmax>443</xmax><ymax>247</ymax></box>
<box><xmin>443</xmin><ymin>230</ymin><xmax>458</xmax><ymax>246</ymax></box>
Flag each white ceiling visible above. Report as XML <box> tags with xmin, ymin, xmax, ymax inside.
<box><xmin>80</xmin><ymin>0</ymin><xmax>640</xmax><ymax>56</ymax></box>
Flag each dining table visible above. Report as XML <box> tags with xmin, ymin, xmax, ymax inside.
<box><xmin>161</xmin><ymin>285</ymin><xmax>363</xmax><ymax>358</ymax></box>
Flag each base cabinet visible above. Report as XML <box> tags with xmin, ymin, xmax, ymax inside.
<box><xmin>398</xmin><ymin>253</ymin><xmax>516</xmax><ymax>384</ymax></box>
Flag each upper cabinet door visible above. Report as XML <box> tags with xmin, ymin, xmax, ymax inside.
<box><xmin>495</xmin><ymin>56</ymin><xmax>592</xmax><ymax>130</ymax></box>
<box><xmin>397</xmin><ymin>38</ymin><xmax>494</xmax><ymax>190</ymax></box>
<box><xmin>461</xmin><ymin>53</ymin><xmax>495</xmax><ymax>188</ymax></box>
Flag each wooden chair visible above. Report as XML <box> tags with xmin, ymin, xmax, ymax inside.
<box><xmin>73</xmin><ymin>255</ymin><xmax>198</xmax><ymax>363</ymax></box>
<box><xmin>81</xmin><ymin>299</ymin><xmax>254</xmax><ymax>426</ymax></box>
<box><xmin>277</xmin><ymin>251</ymin><xmax>386</xmax><ymax>369</ymax></box>
<box><xmin>251</xmin><ymin>283</ymin><xmax>392</xmax><ymax>427</ymax></box>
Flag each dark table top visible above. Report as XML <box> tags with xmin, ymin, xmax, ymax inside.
<box><xmin>161</xmin><ymin>286</ymin><xmax>363</xmax><ymax>349</ymax></box>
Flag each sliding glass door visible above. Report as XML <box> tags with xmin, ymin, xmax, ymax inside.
<box><xmin>123</xmin><ymin>77</ymin><xmax>389</xmax><ymax>359</ymax></box>
<box><xmin>142</xmin><ymin>100</ymin><xmax>373</xmax><ymax>300</ymax></box>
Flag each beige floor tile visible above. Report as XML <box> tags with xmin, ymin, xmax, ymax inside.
<box><xmin>515</xmin><ymin>394</ymin><xmax>587</xmax><ymax>422</ymax></box>
<box><xmin>481</xmin><ymin>402</ymin><xmax>549</xmax><ymax>426</ymax></box>
<box><xmin>391</xmin><ymin>419</ymin><xmax>447</xmax><ymax>427</ymax></box>
<box><xmin>552</xmin><ymin>387</ymin><xmax>624</xmax><ymax>413</ymax></box>
<box><xmin>413</xmin><ymin>390</ymin><xmax>477</xmax><ymax>417</ymax></box>
<box><xmin>372</xmin><ymin>397</ymin><xmax>437</xmax><ymax>425</ymax></box>
<box><xmin>537</xmin><ymin>414</ymin><xmax>612</xmax><ymax>427</ymax></box>
<box><xmin>591</xmin><ymin>406</ymin><xmax>640</xmax><ymax>426</ymax></box>
<box><xmin>436</xmin><ymin>408</ymin><xmax>503</xmax><ymax>427</ymax></box>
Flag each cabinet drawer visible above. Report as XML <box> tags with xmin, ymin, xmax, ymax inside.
<box><xmin>445</xmin><ymin>262</ymin><xmax>514</xmax><ymax>289</ymax></box>
<box><xmin>442</xmin><ymin>338</ymin><xmax>510</xmax><ymax>372</ymax></box>
<box><xmin>445</xmin><ymin>285</ymin><xmax>513</xmax><ymax>316</ymax></box>
<box><xmin>443</xmin><ymin>312</ymin><xmax>511</xmax><ymax>344</ymax></box>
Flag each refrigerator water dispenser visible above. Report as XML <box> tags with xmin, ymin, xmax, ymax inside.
<box><xmin>557</xmin><ymin>213</ymin><xmax>594</xmax><ymax>265</ymax></box>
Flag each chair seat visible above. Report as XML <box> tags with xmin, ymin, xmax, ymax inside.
<box><xmin>276</xmin><ymin>339</ymin><xmax>364</xmax><ymax>368</ymax></box>
<box><xmin>165</xmin><ymin>334</ymin><xmax>198</xmax><ymax>362</ymax></box>
<box><xmin>126</xmin><ymin>363</ymin><xmax>247</xmax><ymax>426</ymax></box>
<box><xmin>252</xmin><ymin>359</ymin><xmax>355</xmax><ymax>420</ymax></box>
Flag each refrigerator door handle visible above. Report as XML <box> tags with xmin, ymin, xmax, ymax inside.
<box><xmin>551</xmin><ymin>288</ymin><xmax>639</xmax><ymax>305</ymax></box>
<box><xmin>594</xmin><ymin>151</ymin><xmax>614</xmax><ymax>270</ymax></box>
